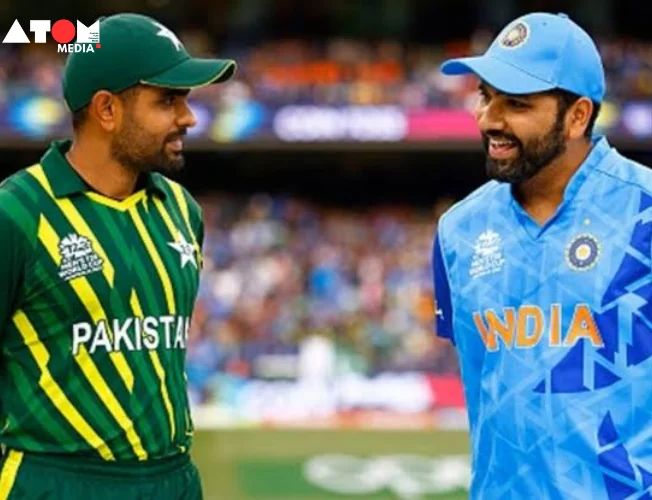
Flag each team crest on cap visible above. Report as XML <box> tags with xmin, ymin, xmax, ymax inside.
<box><xmin>566</xmin><ymin>233</ymin><xmax>600</xmax><ymax>271</ymax></box>
<box><xmin>499</xmin><ymin>22</ymin><xmax>530</xmax><ymax>49</ymax></box>
<box><xmin>152</xmin><ymin>21</ymin><xmax>183</xmax><ymax>51</ymax></box>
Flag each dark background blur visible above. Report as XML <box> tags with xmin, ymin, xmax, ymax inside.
<box><xmin>3</xmin><ymin>0</ymin><xmax>652</xmax><ymax>42</ymax></box>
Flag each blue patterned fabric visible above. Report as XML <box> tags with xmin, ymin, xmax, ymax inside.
<box><xmin>434</xmin><ymin>137</ymin><xmax>652</xmax><ymax>499</ymax></box>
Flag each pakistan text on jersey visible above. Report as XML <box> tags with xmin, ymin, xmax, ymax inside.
<box><xmin>72</xmin><ymin>316</ymin><xmax>190</xmax><ymax>355</ymax></box>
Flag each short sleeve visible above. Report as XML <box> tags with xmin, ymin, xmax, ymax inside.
<box><xmin>433</xmin><ymin>230</ymin><xmax>454</xmax><ymax>343</ymax></box>
<box><xmin>0</xmin><ymin>210</ymin><xmax>28</xmax><ymax>341</ymax></box>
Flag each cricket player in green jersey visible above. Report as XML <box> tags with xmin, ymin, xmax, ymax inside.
<box><xmin>0</xmin><ymin>13</ymin><xmax>235</xmax><ymax>500</ymax></box>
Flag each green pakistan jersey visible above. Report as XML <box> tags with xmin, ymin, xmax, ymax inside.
<box><xmin>0</xmin><ymin>139</ymin><xmax>204</xmax><ymax>461</ymax></box>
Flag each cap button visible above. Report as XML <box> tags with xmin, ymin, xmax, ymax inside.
<box><xmin>557</xmin><ymin>12</ymin><xmax>569</xmax><ymax>18</ymax></box>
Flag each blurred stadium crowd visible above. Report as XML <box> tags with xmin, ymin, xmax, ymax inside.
<box><xmin>2</xmin><ymin>13</ymin><xmax>651</xmax><ymax>404</ymax></box>
<box><xmin>1</xmin><ymin>32</ymin><xmax>652</xmax><ymax>111</ymax></box>
<box><xmin>185</xmin><ymin>194</ymin><xmax>459</xmax><ymax>403</ymax></box>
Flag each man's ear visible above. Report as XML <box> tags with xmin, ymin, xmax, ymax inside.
<box><xmin>88</xmin><ymin>90</ymin><xmax>122</xmax><ymax>133</ymax></box>
<box><xmin>567</xmin><ymin>97</ymin><xmax>593</xmax><ymax>140</ymax></box>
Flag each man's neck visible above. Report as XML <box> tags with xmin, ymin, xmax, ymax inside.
<box><xmin>513</xmin><ymin>140</ymin><xmax>593</xmax><ymax>226</ymax></box>
<box><xmin>66</xmin><ymin>137</ymin><xmax>140</xmax><ymax>201</ymax></box>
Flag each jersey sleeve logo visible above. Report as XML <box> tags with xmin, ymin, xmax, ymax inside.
<box><xmin>470</xmin><ymin>230</ymin><xmax>505</xmax><ymax>279</ymax></box>
<box><xmin>566</xmin><ymin>233</ymin><xmax>601</xmax><ymax>271</ymax></box>
<box><xmin>58</xmin><ymin>233</ymin><xmax>104</xmax><ymax>281</ymax></box>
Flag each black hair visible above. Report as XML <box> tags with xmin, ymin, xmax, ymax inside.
<box><xmin>549</xmin><ymin>89</ymin><xmax>601</xmax><ymax>139</ymax></box>
<box><xmin>71</xmin><ymin>104</ymin><xmax>89</xmax><ymax>131</ymax></box>
<box><xmin>70</xmin><ymin>86</ymin><xmax>141</xmax><ymax>132</ymax></box>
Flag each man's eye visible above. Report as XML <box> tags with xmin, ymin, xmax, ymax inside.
<box><xmin>508</xmin><ymin>99</ymin><xmax>529</xmax><ymax>109</ymax></box>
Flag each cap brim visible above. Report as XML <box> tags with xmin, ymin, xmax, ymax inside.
<box><xmin>440</xmin><ymin>55</ymin><xmax>554</xmax><ymax>95</ymax></box>
<box><xmin>141</xmin><ymin>57</ymin><xmax>237</xmax><ymax>88</ymax></box>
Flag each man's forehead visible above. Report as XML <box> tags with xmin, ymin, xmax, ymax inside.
<box><xmin>479</xmin><ymin>81</ymin><xmax>551</xmax><ymax>100</ymax></box>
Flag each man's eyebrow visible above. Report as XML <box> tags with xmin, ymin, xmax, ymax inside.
<box><xmin>161</xmin><ymin>88</ymin><xmax>191</xmax><ymax>97</ymax></box>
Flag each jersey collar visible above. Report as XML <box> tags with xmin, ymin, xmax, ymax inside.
<box><xmin>508</xmin><ymin>136</ymin><xmax>614</xmax><ymax>238</ymax></box>
<box><xmin>40</xmin><ymin>139</ymin><xmax>168</xmax><ymax>200</ymax></box>
<box><xmin>559</xmin><ymin>135</ymin><xmax>612</xmax><ymax>204</ymax></box>
<box><xmin>509</xmin><ymin>136</ymin><xmax>613</xmax><ymax>209</ymax></box>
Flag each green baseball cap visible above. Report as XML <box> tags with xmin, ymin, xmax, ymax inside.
<box><xmin>62</xmin><ymin>13</ymin><xmax>237</xmax><ymax>112</ymax></box>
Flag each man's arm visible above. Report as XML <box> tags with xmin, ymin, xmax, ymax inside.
<box><xmin>0</xmin><ymin>207</ymin><xmax>28</xmax><ymax>342</ymax></box>
<box><xmin>433</xmin><ymin>230</ymin><xmax>454</xmax><ymax>344</ymax></box>
<box><xmin>196</xmin><ymin>209</ymin><xmax>204</xmax><ymax>261</ymax></box>
<box><xmin>186</xmin><ymin>193</ymin><xmax>204</xmax><ymax>270</ymax></box>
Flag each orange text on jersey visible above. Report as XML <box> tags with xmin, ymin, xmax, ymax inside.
<box><xmin>472</xmin><ymin>304</ymin><xmax>604</xmax><ymax>351</ymax></box>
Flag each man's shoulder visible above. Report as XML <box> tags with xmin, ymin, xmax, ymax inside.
<box><xmin>1</xmin><ymin>164</ymin><xmax>40</xmax><ymax>194</ymax></box>
<box><xmin>593</xmin><ymin>151</ymin><xmax>652</xmax><ymax>196</ymax></box>
<box><xmin>0</xmin><ymin>165</ymin><xmax>45</xmax><ymax>243</ymax></box>
<box><xmin>151</xmin><ymin>173</ymin><xmax>202</xmax><ymax>221</ymax></box>
<box><xmin>439</xmin><ymin>180</ymin><xmax>504</xmax><ymax>232</ymax></box>
<box><xmin>0</xmin><ymin>165</ymin><xmax>46</xmax><ymax>217</ymax></box>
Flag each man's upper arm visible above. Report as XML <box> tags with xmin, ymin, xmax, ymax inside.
<box><xmin>0</xmin><ymin>209</ymin><xmax>28</xmax><ymax>341</ymax></box>
<box><xmin>433</xmin><ymin>229</ymin><xmax>454</xmax><ymax>343</ymax></box>
<box><xmin>187</xmin><ymin>194</ymin><xmax>204</xmax><ymax>261</ymax></box>
<box><xmin>195</xmin><ymin>207</ymin><xmax>205</xmax><ymax>250</ymax></box>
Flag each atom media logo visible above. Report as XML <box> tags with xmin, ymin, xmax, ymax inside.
<box><xmin>2</xmin><ymin>19</ymin><xmax>100</xmax><ymax>53</ymax></box>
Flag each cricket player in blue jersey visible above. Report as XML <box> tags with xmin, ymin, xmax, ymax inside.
<box><xmin>434</xmin><ymin>12</ymin><xmax>652</xmax><ymax>500</ymax></box>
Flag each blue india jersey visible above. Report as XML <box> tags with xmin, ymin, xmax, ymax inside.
<box><xmin>434</xmin><ymin>137</ymin><xmax>652</xmax><ymax>499</ymax></box>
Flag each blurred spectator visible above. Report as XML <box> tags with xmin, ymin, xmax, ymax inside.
<box><xmin>2</xmin><ymin>33</ymin><xmax>652</xmax><ymax>115</ymax></box>
<box><xmin>185</xmin><ymin>192</ymin><xmax>459</xmax><ymax>402</ymax></box>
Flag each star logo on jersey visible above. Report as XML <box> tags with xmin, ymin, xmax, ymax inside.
<box><xmin>566</xmin><ymin>233</ymin><xmax>600</xmax><ymax>271</ymax></box>
<box><xmin>58</xmin><ymin>233</ymin><xmax>104</xmax><ymax>281</ymax></box>
<box><xmin>152</xmin><ymin>21</ymin><xmax>183</xmax><ymax>51</ymax></box>
<box><xmin>168</xmin><ymin>233</ymin><xmax>197</xmax><ymax>269</ymax></box>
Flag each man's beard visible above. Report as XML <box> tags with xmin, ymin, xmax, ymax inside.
<box><xmin>482</xmin><ymin>112</ymin><xmax>567</xmax><ymax>184</ymax></box>
<box><xmin>110</xmin><ymin>118</ymin><xmax>187</xmax><ymax>174</ymax></box>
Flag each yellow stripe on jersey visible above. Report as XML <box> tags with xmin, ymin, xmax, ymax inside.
<box><xmin>167</xmin><ymin>180</ymin><xmax>193</xmax><ymax>237</ymax></box>
<box><xmin>28</xmin><ymin>165</ymin><xmax>136</xmax><ymax>393</ymax></box>
<box><xmin>153</xmin><ymin>198</ymin><xmax>180</xmax><ymax>240</ymax></box>
<box><xmin>165</xmin><ymin>180</ymin><xmax>203</xmax><ymax>268</ymax></box>
<box><xmin>129</xmin><ymin>207</ymin><xmax>176</xmax><ymax>314</ymax></box>
<box><xmin>27</xmin><ymin>164</ymin><xmax>115</xmax><ymax>286</ymax></box>
<box><xmin>152</xmin><ymin>197</ymin><xmax>201</xmax><ymax>270</ymax></box>
<box><xmin>167</xmin><ymin>181</ymin><xmax>201</xmax><ymax>241</ymax></box>
<box><xmin>129</xmin><ymin>290</ymin><xmax>176</xmax><ymax>442</ymax></box>
<box><xmin>36</xmin><ymin>214</ymin><xmax>135</xmax><ymax>393</ymax></box>
<box><xmin>74</xmin><ymin>280</ymin><xmax>136</xmax><ymax>393</ymax></box>
<box><xmin>150</xmin><ymin>199</ymin><xmax>195</xmax><ymax>443</ymax></box>
<box><xmin>37</xmin><ymin>215</ymin><xmax>147</xmax><ymax>461</ymax></box>
<box><xmin>0</xmin><ymin>450</ymin><xmax>24</xmax><ymax>500</ymax></box>
<box><xmin>12</xmin><ymin>312</ymin><xmax>115</xmax><ymax>461</ymax></box>
<box><xmin>85</xmin><ymin>190</ymin><xmax>147</xmax><ymax>211</ymax></box>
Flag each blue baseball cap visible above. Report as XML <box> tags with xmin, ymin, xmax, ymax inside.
<box><xmin>440</xmin><ymin>12</ymin><xmax>606</xmax><ymax>103</ymax></box>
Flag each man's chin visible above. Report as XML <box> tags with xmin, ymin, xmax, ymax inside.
<box><xmin>486</xmin><ymin>159</ymin><xmax>521</xmax><ymax>183</ymax></box>
<box><xmin>158</xmin><ymin>153</ymin><xmax>185</xmax><ymax>172</ymax></box>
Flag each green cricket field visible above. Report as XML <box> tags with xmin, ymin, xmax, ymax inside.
<box><xmin>192</xmin><ymin>429</ymin><xmax>471</xmax><ymax>500</ymax></box>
